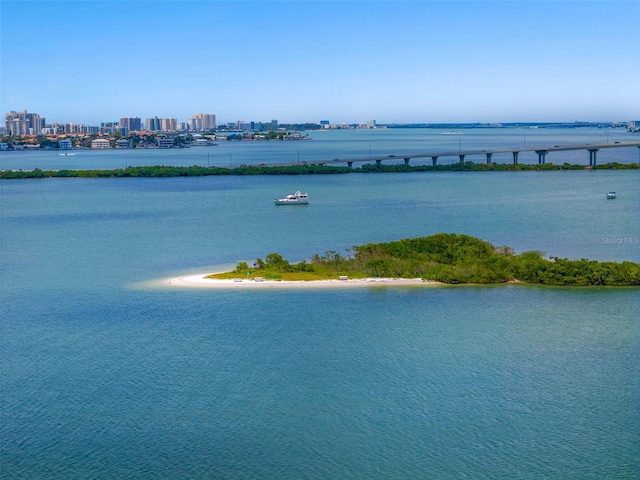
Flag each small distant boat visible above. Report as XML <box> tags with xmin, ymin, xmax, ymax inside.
<box><xmin>606</xmin><ymin>192</ymin><xmax>617</xmax><ymax>199</ymax></box>
<box><xmin>274</xmin><ymin>191</ymin><xmax>309</xmax><ymax>205</ymax></box>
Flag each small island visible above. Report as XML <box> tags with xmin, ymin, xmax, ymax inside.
<box><xmin>204</xmin><ymin>234</ymin><xmax>640</xmax><ymax>287</ymax></box>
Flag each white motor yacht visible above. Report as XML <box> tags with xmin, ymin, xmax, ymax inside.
<box><xmin>274</xmin><ymin>191</ymin><xmax>309</xmax><ymax>205</ymax></box>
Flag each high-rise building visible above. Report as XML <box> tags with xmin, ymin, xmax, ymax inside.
<box><xmin>145</xmin><ymin>117</ymin><xmax>160</xmax><ymax>131</ymax></box>
<box><xmin>145</xmin><ymin>117</ymin><xmax>177</xmax><ymax>132</ymax></box>
<box><xmin>100</xmin><ymin>122</ymin><xmax>126</xmax><ymax>135</ymax></box>
<box><xmin>4</xmin><ymin>110</ymin><xmax>43</xmax><ymax>135</ymax></box>
<box><xmin>120</xmin><ymin>117</ymin><xmax>142</xmax><ymax>132</ymax></box>
<box><xmin>160</xmin><ymin>118</ymin><xmax>177</xmax><ymax>132</ymax></box>
<box><xmin>6</xmin><ymin>112</ymin><xmax>28</xmax><ymax>135</ymax></box>
<box><xmin>191</xmin><ymin>113</ymin><xmax>216</xmax><ymax>131</ymax></box>
<box><xmin>28</xmin><ymin>113</ymin><xmax>44</xmax><ymax>132</ymax></box>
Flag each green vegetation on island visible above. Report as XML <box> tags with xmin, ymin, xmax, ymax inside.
<box><xmin>1</xmin><ymin>161</ymin><xmax>638</xmax><ymax>179</ymax></box>
<box><xmin>208</xmin><ymin>233</ymin><xmax>640</xmax><ymax>286</ymax></box>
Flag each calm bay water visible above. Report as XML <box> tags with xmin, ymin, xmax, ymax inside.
<box><xmin>1</xmin><ymin>129</ymin><xmax>639</xmax><ymax>478</ymax></box>
<box><xmin>1</xmin><ymin>127</ymin><xmax>640</xmax><ymax>171</ymax></box>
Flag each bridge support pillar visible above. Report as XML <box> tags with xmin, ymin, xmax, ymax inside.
<box><xmin>404</xmin><ymin>158</ymin><xmax>410</xmax><ymax>165</ymax></box>
<box><xmin>637</xmin><ymin>146</ymin><xmax>640</xmax><ymax>165</ymax></box>
<box><xmin>588</xmin><ymin>149</ymin><xmax>599</xmax><ymax>166</ymax></box>
<box><xmin>347</xmin><ymin>161</ymin><xmax>353</xmax><ymax>168</ymax></box>
<box><xmin>459</xmin><ymin>154</ymin><xmax>466</xmax><ymax>163</ymax></box>
<box><xmin>535</xmin><ymin>150</ymin><xmax>548</xmax><ymax>165</ymax></box>
<box><xmin>375</xmin><ymin>159</ymin><xmax>382</xmax><ymax>165</ymax></box>
<box><xmin>512</xmin><ymin>152</ymin><xmax>519</xmax><ymax>164</ymax></box>
<box><xmin>486</xmin><ymin>153</ymin><xmax>493</xmax><ymax>164</ymax></box>
<box><xmin>432</xmin><ymin>156</ymin><xmax>438</xmax><ymax>166</ymax></box>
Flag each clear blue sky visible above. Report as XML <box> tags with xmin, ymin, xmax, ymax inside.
<box><xmin>2</xmin><ymin>1</ymin><xmax>639</xmax><ymax>125</ymax></box>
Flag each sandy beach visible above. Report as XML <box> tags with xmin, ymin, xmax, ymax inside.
<box><xmin>165</xmin><ymin>273</ymin><xmax>441</xmax><ymax>289</ymax></box>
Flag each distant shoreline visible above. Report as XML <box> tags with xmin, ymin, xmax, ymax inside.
<box><xmin>1</xmin><ymin>161</ymin><xmax>638</xmax><ymax>179</ymax></box>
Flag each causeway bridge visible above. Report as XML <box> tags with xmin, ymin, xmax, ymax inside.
<box><xmin>275</xmin><ymin>141</ymin><xmax>640</xmax><ymax>168</ymax></box>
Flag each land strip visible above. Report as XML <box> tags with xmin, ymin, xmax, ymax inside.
<box><xmin>1</xmin><ymin>161</ymin><xmax>638</xmax><ymax>179</ymax></box>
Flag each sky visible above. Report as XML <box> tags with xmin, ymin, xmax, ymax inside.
<box><xmin>1</xmin><ymin>0</ymin><xmax>639</xmax><ymax>125</ymax></box>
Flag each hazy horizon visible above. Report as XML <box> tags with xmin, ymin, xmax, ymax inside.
<box><xmin>2</xmin><ymin>1</ymin><xmax>639</xmax><ymax>125</ymax></box>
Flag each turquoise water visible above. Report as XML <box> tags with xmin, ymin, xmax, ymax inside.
<box><xmin>1</xmin><ymin>131</ymin><xmax>639</xmax><ymax>478</ymax></box>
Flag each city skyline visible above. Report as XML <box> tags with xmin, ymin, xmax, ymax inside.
<box><xmin>3</xmin><ymin>110</ymin><xmax>222</xmax><ymax>136</ymax></box>
<box><xmin>5</xmin><ymin>107</ymin><xmax>635</xmax><ymax>138</ymax></box>
<box><xmin>1</xmin><ymin>1</ymin><xmax>639</xmax><ymax>125</ymax></box>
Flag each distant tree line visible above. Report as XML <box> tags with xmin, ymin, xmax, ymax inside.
<box><xmin>1</xmin><ymin>161</ymin><xmax>637</xmax><ymax>180</ymax></box>
<box><xmin>277</xmin><ymin>123</ymin><xmax>323</xmax><ymax>131</ymax></box>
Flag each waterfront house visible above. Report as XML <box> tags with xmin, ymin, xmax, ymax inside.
<box><xmin>91</xmin><ymin>138</ymin><xmax>110</xmax><ymax>149</ymax></box>
<box><xmin>58</xmin><ymin>139</ymin><xmax>72</xmax><ymax>149</ymax></box>
<box><xmin>156</xmin><ymin>137</ymin><xmax>175</xmax><ymax>148</ymax></box>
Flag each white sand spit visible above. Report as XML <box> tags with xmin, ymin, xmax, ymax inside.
<box><xmin>165</xmin><ymin>273</ymin><xmax>441</xmax><ymax>290</ymax></box>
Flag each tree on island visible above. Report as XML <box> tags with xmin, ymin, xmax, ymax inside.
<box><xmin>218</xmin><ymin>233</ymin><xmax>640</xmax><ymax>286</ymax></box>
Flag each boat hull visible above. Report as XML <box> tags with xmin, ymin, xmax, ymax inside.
<box><xmin>274</xmin><ymin>199</ymin><xmax>309</xmax><ymax>205</ymax></box>
<box><xmin>274</xmin><ymin>191</ymin><xmax>309</xmax><ymax>205</ymax></box>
